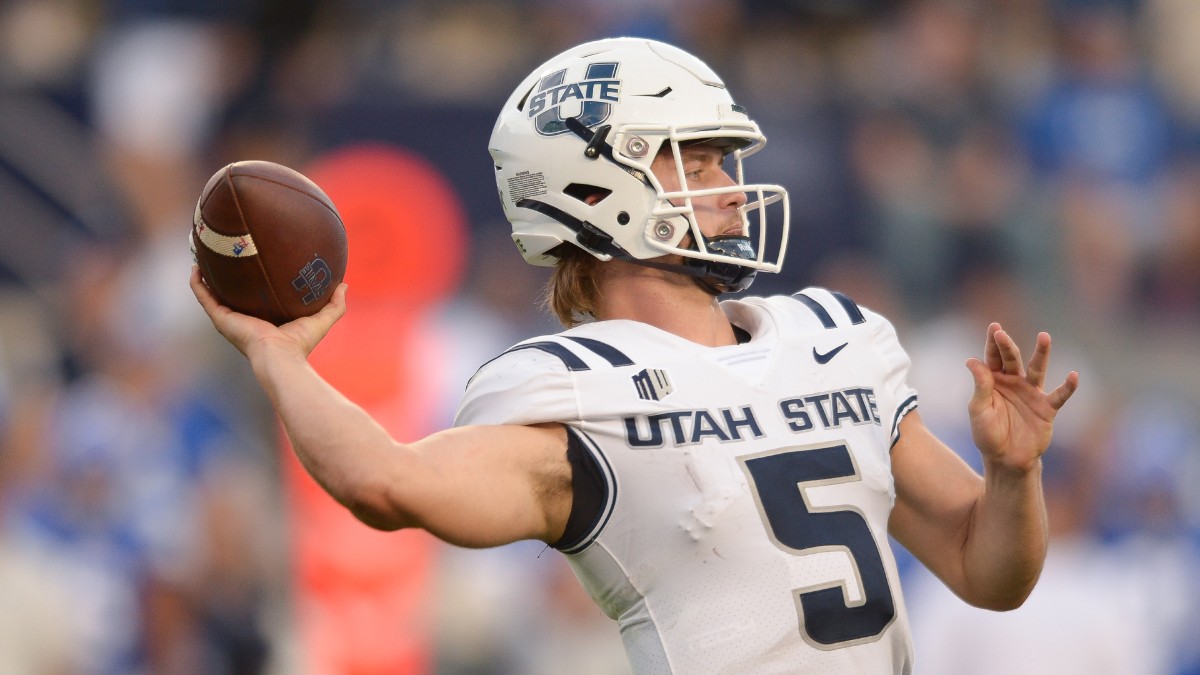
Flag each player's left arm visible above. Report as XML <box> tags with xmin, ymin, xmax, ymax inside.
<box><xmin>888</xmin><ymin>323</ymin><xmax>1079</xmax><ymax>611</ymax></box>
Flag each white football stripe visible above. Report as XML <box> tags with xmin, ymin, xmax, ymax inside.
<box><xmin>193</xmin><ymin>211</ymin><xmax>258</xmax><ymax>258</ymax></box>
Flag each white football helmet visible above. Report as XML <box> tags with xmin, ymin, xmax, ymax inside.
<box><xmin>489</xmin><ymin>37</ymin><xmax>789</xmax><ymax>293</ymax></box>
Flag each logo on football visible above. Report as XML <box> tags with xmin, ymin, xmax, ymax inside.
<box><xmin>293</xmin><ymin>257</ymin><xmax>334</xmax><ymax>306</ymax></box>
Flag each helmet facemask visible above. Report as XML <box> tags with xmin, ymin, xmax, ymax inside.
<box><xmin>630</xmin><ymin>129</ymin><xmax>789</xmax><ymax>293</ymax></box>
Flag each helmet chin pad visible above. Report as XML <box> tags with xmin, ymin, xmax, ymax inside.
<box><xmin>682</xmin><ymin>234</ymin><xmax>757</xmax><ymax>294</ymax></box>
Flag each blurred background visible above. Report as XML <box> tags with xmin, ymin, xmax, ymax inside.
<box><xmin>1</xmin><ymin>0</ymin><xmax>1199</xmax><ymax>673</ymax></box>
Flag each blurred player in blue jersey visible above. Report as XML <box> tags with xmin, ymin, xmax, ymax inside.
<box><xmin>192</xmin><ymin>38</ymin><xmax>1078</xmax><ymax>674</ymax></box>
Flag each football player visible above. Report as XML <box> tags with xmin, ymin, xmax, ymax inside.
<box><xmin>192</xmin><ymin>38</ymin><xmax>1078</xmax><ymax>674</ymax></box>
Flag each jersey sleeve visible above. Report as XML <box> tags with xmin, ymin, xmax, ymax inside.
<box><xmin>862</xmin><ymin>305</ymin><xmax>919</xmax><ymax>447</ymax></box>
<box><xmin>453</xmin><ymin>344</ymin><xmax>581</xmax><ymax>427</ymax></box>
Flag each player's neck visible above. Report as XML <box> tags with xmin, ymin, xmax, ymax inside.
<box><xmin>594</xmin><ymin>260</ymin><xmax>739</xmax><ymax>347</ymax></box>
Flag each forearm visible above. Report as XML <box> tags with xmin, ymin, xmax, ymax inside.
<box><xmin>960</xmin><ymin>459</ymin><xmax>1048</xmax><ymax>610</ymax></box>
<box><xmin>247</xmin><ymin>341</ymin><xmax>573</xmax><ymax>545</ymax></box>
<box><xmin>250</xmin><ymin>342</ymin><xmax>412</xmax><ymax>529</ymax></box>
<box><xmin>890</xmin><ymin>415</ymin><xmax>1049</xmax><ymax>611</ymax></box>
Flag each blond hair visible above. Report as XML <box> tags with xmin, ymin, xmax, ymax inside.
<box><xmin>543</xmin><ymin>245</ymin><xmax>603</xmax><ymax>327</ymax></box>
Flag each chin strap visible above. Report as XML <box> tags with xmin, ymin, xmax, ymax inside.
<box><xmin>515</xmin><ymin>196</ymin><xmax>758</xmax><ymax>295</ymax></box>
<box><xmin>515</xmin><ymin>197</ymin><xmax>624</xmax><ymax>258</ymax></box>
<box><xmin>614</xmin><ymin>253</ymin><xmax>753</xmax><ymax>295</ymax></box>
<box><xmin>612</xmin><ymin>233</ymin><xmax>760</xmax><ymax>295</ymax></box>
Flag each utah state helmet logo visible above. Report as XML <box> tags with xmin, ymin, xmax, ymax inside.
<box><xmin>528</xmin><ymin>62</ymin><xmax>620</xmax><ymax>136</ymax></box>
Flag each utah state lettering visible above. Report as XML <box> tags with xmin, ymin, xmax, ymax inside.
<box><xmin>625</xmin><ymin>406</ymin><xmax>763</xmax><ymax>448</ymax></box>
<box><xmin>621</xmin><ymin>388</ymin><xmax>881</xmax><ymax>448</ymax></box>
<box><xmin>527</xmin><ymin>78</ymin><xmax>620</xmax><ymax>117</ymax></box>
<box><xmin>779</xmin><ymin>387</ymin><xmax>879</xmax><ymax>433</ymax></box>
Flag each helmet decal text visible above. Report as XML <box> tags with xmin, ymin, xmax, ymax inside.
<box><xmin>530</xmin><ymin>62</ymin><xmax>620</xmax><ymax>136</ymax></box>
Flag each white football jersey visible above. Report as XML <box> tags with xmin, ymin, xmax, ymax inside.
<box><xmin>454</xmin><ymin>288</ymin><xmax>919</xmax><ymax>674</ymax></box>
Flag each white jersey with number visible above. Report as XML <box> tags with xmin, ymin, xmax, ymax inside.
<box><xmin>454</xmin><ymin>288</ymin><xmax>919</xmax><ymax>674</ymax></box>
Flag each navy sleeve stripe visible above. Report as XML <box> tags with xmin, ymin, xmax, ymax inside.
<box><xmin>557</xmin><ymin>427</ymin><xmax>617</xmax><ymax>555</ymax></box>
<box><xmin>463</xmin><ymin>338</ymin><xmax>601</xmax><ymax>389</ymax></box>
<box><xmin>832</xmin><ymin>291</ymin><xmax>866</xmax><ymax>325</ymax></box>
<box><xmin>793</xmin><ymin>292</ymin><xmax>837</xmax><ymax>329</ymax></box>
<box><xmin>564</xmin><ymin>336</ymin><xmax>634</xmax><ymax>367</ymax></box>
<box><xmin>505</xmin><ymin>341</ymin><xmax>590</xmax><ymax>372</ymax></box>
<box><xmin>890</xmin><ymin>395</ymin><xmax>920</xmax><ymax>448</ymax></box>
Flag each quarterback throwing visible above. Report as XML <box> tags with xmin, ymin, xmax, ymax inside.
<box><xmin>192</xmin><ymin>38</ymin><xmax>1078</xmax><ymax>674</ymax></box>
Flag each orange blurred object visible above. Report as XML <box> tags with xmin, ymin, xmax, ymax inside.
<box><xmin>280</xmin><ymin>143</ymin><xmax>468</xmax><ymax>674</ymax></box>
<box><xmin>307</xmin><ymin>143</ymin><xmax>466</xmax><ymax>307</ymax></box>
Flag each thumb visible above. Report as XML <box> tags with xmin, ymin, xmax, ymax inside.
<box><xmin>966</xmin><ymin>357</ymin><xmax>994</xmax><ymax>415</ymax></box>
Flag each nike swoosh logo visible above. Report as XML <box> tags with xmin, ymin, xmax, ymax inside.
<box><xmin>813</xmin><ymin>342</ymin><xmax>849</xmax><ymax>364</ymax></box>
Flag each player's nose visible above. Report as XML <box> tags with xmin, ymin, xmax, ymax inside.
<box><xmin>719</xmin><ymin>174</ymin><xmax>747</xmax><ymax>210</ymax></box>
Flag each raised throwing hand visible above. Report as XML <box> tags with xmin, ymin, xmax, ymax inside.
<box><xmin>190</xmin><ymin>265</ymin><xmax>348</xmax><ymax>362</ymax></box>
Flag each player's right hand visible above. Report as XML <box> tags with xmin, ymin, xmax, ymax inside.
<box><xmin>190</xmin><ymin>265</ymin><xmax>347</xmax><ymax>361</ymax></box>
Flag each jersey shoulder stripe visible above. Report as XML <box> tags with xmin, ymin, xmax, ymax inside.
<box><xmin>509</xmin><ymin>341</ymin><xmax>590</xmax><ymax>371</ymax></box>
<box><xmin>462</xmin><ymin>332</ymin><xmax>633</xmax><ymax>394</ymax></box>
<box><xmin>831</xmin><ymin>291</ymin><xmax>867</xmax><ymax>325</ymax></box>
<box><xmin>556</xmin><ymin>427</ymin><xmax>618</xmax><ymax>555</ymax></box>
<box><xmin>466</xmin><ymin>339</ymin><xmax>590</xmax><ymax>388</ymax></box>
<box><xmin>793</xmin><ymin>291</ymin><xmax>837</xmax><ymax>328</ymax></box>
<box><xmin>563</xmin><ymin>335</ymin><xmax>635</xmax><ymax>367</ymax></box>
<box><xmin>792</xmin><ymin>287</ymin><xmax>868</xmax><ymax>329</ymax></box>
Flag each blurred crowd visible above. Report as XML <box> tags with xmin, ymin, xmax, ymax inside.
<box><xmin>1</xmin><ymin>0</ymin><xmax>1199</xmax><ymax>673</ymax></box>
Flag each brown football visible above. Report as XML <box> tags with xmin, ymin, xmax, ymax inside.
<box><xmin>191</xmin><ymin>160</ymin><xmax>347</xmax><ymax>325</ymax></box>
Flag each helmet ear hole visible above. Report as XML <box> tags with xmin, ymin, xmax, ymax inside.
<box><xmin>564</xmin><ymin>183</ymin><xmax>612</xmax><ymax>205</ymax></box>
<box><xmin>617</xmin><ymin>212</ymin><xmax>630</xmax><ymax>225</ymax></box>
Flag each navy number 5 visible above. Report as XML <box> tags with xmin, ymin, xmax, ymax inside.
<box><xmin>741</xmin><ymin>443</ymin><xmax>896</xmax><ymax>647</ymax></box>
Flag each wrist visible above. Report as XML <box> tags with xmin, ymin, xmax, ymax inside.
<box><xmin>247</xmin><ymin>337</ymin><xmax>311</xmax><ymax>381</ymax></box>
<box><xmin>983</xmin><ymin>455</ymin><xmax>1043</xmax><ymax>483</ymax></box>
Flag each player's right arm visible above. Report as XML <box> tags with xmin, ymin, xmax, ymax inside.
<box><xmin>190</xmin><ymin>267</ymin><xmax>573</xmax><ymax>548</ymax></box>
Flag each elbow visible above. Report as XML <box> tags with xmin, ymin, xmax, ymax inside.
<box><xmin>963</xmin><ymin>578</ymin><xmax>1038</xmax><ymax>612</ymax></box>
<box><xmin>339</xmin><ymin>475</ymin><xmax>417</xmax><ymax>532</ymax></box>
<box><xmin>968</xmin><ymin>593</ymin><xmax>1029</xmax><ymax>613</ymax></box>
<box><xmin>348</xmin><ymin>503</ymin><xmax>408</xmax><ymax>531</ymax></box>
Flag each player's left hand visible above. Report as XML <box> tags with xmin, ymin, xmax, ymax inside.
<box><xmin>965</xmin><ymin>323</ymin><xmax>1079</xmax><ymax>475</ymax></box>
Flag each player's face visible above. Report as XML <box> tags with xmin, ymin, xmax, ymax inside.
<box><xmin>651</xmin><ymin>143</ymin><xmax>747</xmax><ymax>239</ymax></box>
